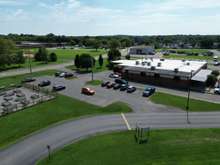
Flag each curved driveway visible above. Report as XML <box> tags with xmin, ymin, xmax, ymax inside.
<box><xmin>2</xmin><ymin>112</ymin><xmax>220</xmax><ymax>165</ymax></box>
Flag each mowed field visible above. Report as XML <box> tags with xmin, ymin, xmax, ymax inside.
<box><xmin>4</xmin><ymin>48</ymin><xmax>107</xmax><ymax>70</ymax></box>
<box><xmin>38</xmin><ymin>129</ymin><xmax>220</xmax><ymax>165</ymax></box>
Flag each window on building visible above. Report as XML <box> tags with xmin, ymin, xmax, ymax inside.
<box><xmin>140</xmin><ymin>72</ymin><xmax>146</xmax><ymax>77</ymax></box>
<box><xmin>174</xmin><ymin>76</ymin><xmax>180</xmax><ymax>80</ymax></box>
<box><xmin>154</xmin><ymin>73</ymin><xmax>160</xmax><ymax>78</ymax></box>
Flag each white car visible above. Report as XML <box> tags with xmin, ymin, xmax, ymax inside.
<box><xmin>214</xmin><ymin>88</ymin><xmax>220</xmax><ymax>94</ymax></box>
<box><xmin>109</xmin><ymin>73</ymin><xmax>120</xmax><ymax>78</ymax></box>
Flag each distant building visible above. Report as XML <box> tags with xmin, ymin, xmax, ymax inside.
<box><xmin>128</xmin><ymin>46</ymin><xmax>155</xmax><ymax>55</ymax></box>
<box><xmin>113</xmin><ymin>58</ymin><xmax>209</xmax><ymax>92</ymax></box>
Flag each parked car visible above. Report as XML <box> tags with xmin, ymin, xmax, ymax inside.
<box><xmin>127</xmin><ymin>86</ymin><xmax>136</xmax><ymax>93</ymax></box>
<box><xmin>107</xmin><ymin>83</ymin><xmax>116</xmax><ymax>89</ymax></box>
<box><xmin>55</xmin><ymin>72</ymin><xmax>62</xmax><ymax>77</ymax></box>
<box><xmin>115</xmin><ymin>79</ymin><xmax>128</xmax><ymax>85</ymax></box>
<box><xmin>64</xmin><ymin>72</ymin><xmax>74</xmax><ymax>78</ymax></box>
<box><xmin>101</xmin><ymin>81</ymin><xmax>110</xmax><ymax>87</ymax></box>
<box><xmin>109</xmin><ymin>73</ymin><xmax>120</xmax><ymax>78</ymax></box>
<box><xmin>53</xmin><ymin>85</ymin><xmax>66</xmax><ymax>91</ymax></box>
<box><xmin>81</xmin><ymin>87</ymin><xmax>95</xmax><ymax>95</ymax></box>
<box><xmin>142</xmin><ymin>86</ymin><xmax>156</xmax><ymax>97</ymax></box>
<box><xmin>55</xmin><ymin>72</ymin><xmax>67</xmax><ymax>78</ymax></box>
<box><xmin>38</xmin><ymin>80</ymin><xmax>51</xmax><ymax>87</ymax></box>
<box><xmin>120</xmin><ymin>84</ymin><xmax>128</xmax><ymax>91</ymax></box>
<box><xmin>214</xmin><ymin>88</ymin><xmax>220</xmax><ymax>95</ymax></box>
<box><xmin>22</xmin><ymin>77</ymin><xmax>36</xmax><ymax>83</ymax></box>
<box><xmin>113</xmin><ymin>83</ymin><xmax>121</xmax><ymax>90</ymax></box>
<box><xmin>213</xmin><ymin>61</ymin><xmax>220</xmax><ymax>66</ymax></box>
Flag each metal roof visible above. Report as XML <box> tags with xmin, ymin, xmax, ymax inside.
<box><xmin>191</xmin><ymin>69</ymin><xmax>212</xmax><ymax>82</ymax></box>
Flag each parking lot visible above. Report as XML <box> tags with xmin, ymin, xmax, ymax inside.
<box><xmin>0</xmin><ymin>87</ymin><xmax>52</xmax><ymax>116</ymax></box>
<box><xmin>31</xmin><ymin>73</ymin><xmax>182</xmax><ymax>113</ymax></box>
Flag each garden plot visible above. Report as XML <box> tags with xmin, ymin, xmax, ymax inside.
<box><xmin>0</xmin><ymin>87</ymin><xmax>53</xmax><ymax>116</ymax></box>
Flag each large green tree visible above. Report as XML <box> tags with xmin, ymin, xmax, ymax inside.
<box><xmin>98</xmin><ymin>54</ymin><xmax>104</xmax><ymax>67</ymax></box>
<box><xmin>108</xmin><ymin>49</ymin><xmax>121</xmax><ymax>61</ymax></box>
<box><xmin>0</xmin><ymin>38</ymin><xmax>17</xmax><ymax>69</ymax></box>
<box><xmin>34</xmin><ymin>47</ymin><xmax>48</xmax><ymax>63</ymax></box>
<box><xmin>79</xmin><ymin>54</ymin><xmax>96</xmax><ymax>70</ymax></box>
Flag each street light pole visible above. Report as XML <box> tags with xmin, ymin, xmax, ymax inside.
<box><xmin>186</xmin><ymin>71</ymin><xmax>193</xmax><ymax>124</ymax></box>
<box><xmin>46</xmin><ymin>145</ymin><xmax>51</xmax><ymax>161</ymax></box>
<box><xmin>91</xmin><ymin>57</ymin><xmax>94</xmax><ymax>81</ymax></box>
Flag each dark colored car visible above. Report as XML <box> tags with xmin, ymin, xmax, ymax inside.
<box><xmin>38</xmin><ymin>80</ymin><xmax>51</xmax><ymax>87</ymax></box>
<box><xmin>115</xmin><ymin>79</ymin><xmax>128</xmax><ymax>85</ymax></box>
<box><xmin>53</xmin><ymin>85</ymin><xmax>66</xmax><ymax>91</ymax></box>
<box><xmin>142</xmin><ymin>86</ymin><xmax>156</xmax><ymax>97</ymax></box>
<box><xmin>81</xmin><ymin>87</ymin><xmax>95</xmax><ymax>95</ymax></box>
<box><xmin>22</xmin><ymin>77</ymin><xmax>36</xmax><ymax>83</ymax></box>
<box><xmin>120</xmin><ymin>84</ymin><xmax>128</xmax><ymax>91</ymax></box>
<box><xmin>107</xmin><ymin>83</ymin><xmax>116</xmax><ymax>89</ymax></box>
<box><xmin>64</xmin><ymin>72</ymin><xmax>74</xmax><ymax>78</ymax></box>
<box><xmin>101</xmin><ymin>81</ymin><xmax>110</xmax><ymax>87</ymax></box>
<box><xmin>113</xmin><ymin>83</ymin><xmax>121</xmax><ymax>90</ymax></box>
<box><xmin>55</xmin><ymin>72</ymin><xmax>61</xmax><ymax>77</ymax></box>
<box><xmin>127</xmin><ymin>86</ymin><xmax>136</xmax><ymax>93</ymax></box>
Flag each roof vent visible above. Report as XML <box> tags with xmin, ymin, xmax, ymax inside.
<box><xmin>147</xmin><ymin>62</ymin><xmax>151</xmax><ymax>66</ymax></box>
<box><xmin>186</xmin><ymin>62</ymin><xmax>190</xmax><ymax>66</ymax></box>
<box><xmin>142</xmin><ymin>62</ymin><xmax>145</xmax><ymax>66</ymax></box>
<box><xmin>135</xmin><ymin>61</ymin><xmax>140</xmax><ymax>65</ymax></box>
<box><xmin>160</xmin><ymin>59</ymin><xmax>165</xmax><ymax>61</ymax></box>
<box><xmin>157</xmin><ymin>62</ymin><xmax>161</xmax><ymax>67</ymax></box>
<box><xmin>182</xmin><ymin>59</ymin><xmax>186</xmax><ymax>62</ymax></box>
<box><xmin>151</xmin><ymin>66</ymin><xmax>156</xmax><ymax>70</ymax></box>
<box><xmin>174</xmin><ymin>68</ymin><xmax>179</xmax><ymax>73</ymax></box>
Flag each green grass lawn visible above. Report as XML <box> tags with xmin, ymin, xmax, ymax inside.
<box><xmin>38</xmin><ymin>129</ymin><xmax>220</xmax><ymax>165</ymax></box>
<box><xmin>163</xmin><ymin>54</ymin><xmax>214</xmax><ymax>60</ymax></box>
<box><xmin>2</xmin><ymin>48</ymin><xmax>107</xmax><ymax>71</ymax></box>
<box><xmin>150</xmin><ymin>92</ymin><xmax>220</xmax><ymax>112</ymax></box>
<box><xmin>0</xmin><ymin>95</ymin><xmax>132</xmax><ymax>148</ymax></box>
<box><xmin>66</xmin><ymin>59</ymin><xmax>110</xmax><ymax>73</ymax></box>
<box><xmin>0</xmin><ymin>70</ymin><xmax>55</xmax><ymax>88</ymax></box>
<box><xmin>157</xmin><ymin>48</ymin><xmax>210</xmax><ymax>54</ymax></box>
<box><xmin>86</xmin><ymin>80</ymin><xmax>103</xmax><ymax>86</ymax></box>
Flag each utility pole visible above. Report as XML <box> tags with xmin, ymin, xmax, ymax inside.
<box><xmin>186</xmin><ymin>71</ymin><xmax>193</xmax><ymax>124</ymax></box>
<box><xmin>47</xmin><ymin>145</ymin><xmax>51</xmax><ymax>161</ymax></box>
<box><xmin>91</xmin><ymin>57</ymin><xmax>94</xmax><ymax>81</ymax></box>
<box><xmin>28</xmin><ymin>50</ymin><xmax>32</xmax><ymax>74</ymax></box>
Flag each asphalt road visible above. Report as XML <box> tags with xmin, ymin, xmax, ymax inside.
<box><xmin>1</xmin><ymin>112</ymin><xmax>220</xmax><ymax>165</ymax></box>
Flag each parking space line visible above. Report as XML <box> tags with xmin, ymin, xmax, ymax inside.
<box><xmin>121</xmin><ymin>113</ymin><xmax>131</xmax><ymax>130</ymax></box>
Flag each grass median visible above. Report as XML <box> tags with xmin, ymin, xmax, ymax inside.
<box><xmin>38</xmin><ymin>129</ymin><xmax>220</xmax><ymax>165</ymax></box>
<box><xmin>150</xmin><ymin>92</ymin><xmax>220</xmax><ymax>111</ymax></box>
<box><xmin>0</xmin><ymin>94</ymin><xmax>132</xmax><ymax>148</ymax></box>
<box><xmin>0</xmin><ymin>70</ymin><xmax>56</xmax><ymax>88</ymax></box>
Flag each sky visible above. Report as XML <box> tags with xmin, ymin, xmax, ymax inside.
<box><xmin>0</xmin><ymin>0</ymin><xmax>220</xmax><ymax>36</ymax></box>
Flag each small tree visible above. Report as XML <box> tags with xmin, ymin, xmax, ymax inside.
<box><xmin>125</xmin><ymin>54</ymin><xmax>130</xmax><ymax>60</ymax></box>
<box><xmin>108</xmin><ymin>49</ymin><xmax>121</xmax><ymax>62</ymax></box>
<box><xmin>79</xmin><ymin>54</ymin><xmax>95</xmax><ymax>70</ymax></box>
<box><xmin>206</xmin><ymin>75</ymin><xmax>217</xmax><ymax>87</ymax></box>
<box><xmin>34</xmin><ymin>47</ymin><xmax>48</xmax><ymax>63</ymax></box>
<box><xmin>14</xmin><ymin>51</ymin><xmax>25</xmax><ymax>65</ymax></box>
<box><xmin>74</xmin><ymin>54</ymin><xmax>80</xmax><ymax>69</ymax></box>
<box><xmin>212</xmin><ymin>70</ymin><xmax>220</xmax><ymax>77</ymax></box>
<box><xmin>98</xmin><ymin>54</ymin><xmax>104</xmax><ymax>67</ymax></box>
<box><xmin>49</xmin><ymin>52</ymin><xmax>57</xmax><ymax>62</ymax></box>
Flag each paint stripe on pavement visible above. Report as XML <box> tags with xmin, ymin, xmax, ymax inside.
<box><xmin>121</xmin><ymin>113</ymin><xmax>131</xmax><ymax>130</ymax></box>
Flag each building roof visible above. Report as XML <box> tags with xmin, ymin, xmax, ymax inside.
<box><xmin>191</xmin><ymin>69</ymin><xmax>212</xmax><ymax>82</ymax></box>
<box><xmin>113</xmin><ymin>59</ymin><xmax>207</xmax><ymax>77</ymax></box>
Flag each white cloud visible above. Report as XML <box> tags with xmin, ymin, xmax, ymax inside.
<box><xmin>0</xmin><ymin>0</ymin><xmax>220</xmax><ymax>35</ymax></box>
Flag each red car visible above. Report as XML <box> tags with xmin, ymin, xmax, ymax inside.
<box><xmin>81</xmin><ymin>87</ymin><xmax>95</xmax><ymax>95</ymax></box>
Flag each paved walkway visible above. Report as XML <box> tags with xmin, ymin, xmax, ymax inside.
<box><xmin>1</xmin><ymin>112</ymin><xmax>220</xmax><ymax>165</ymax></box>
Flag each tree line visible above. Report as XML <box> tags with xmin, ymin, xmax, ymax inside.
<box><xmin>1</xmin><ymin>33</ymin><xmax>220</xmax><ymax>49</ymax></box>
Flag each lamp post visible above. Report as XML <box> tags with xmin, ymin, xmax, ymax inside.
<box><xmin>91</xmin><ymin>57</ymin><xmax>94</xmax><ymax>81</ymax></box>
<box><xmin>46</xmin><ymin>145</ymin><xmax>51</xmax><ymax>161</ymax></box>
<box><xmin>186</xmin><ymin>71</ymin><xmax>193</xmax><ymax>124</ymax></box>
<box><xmin>27</xmin><ymin>50</ymin><xmax>32</xmax><ymax>74</ymax></box>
